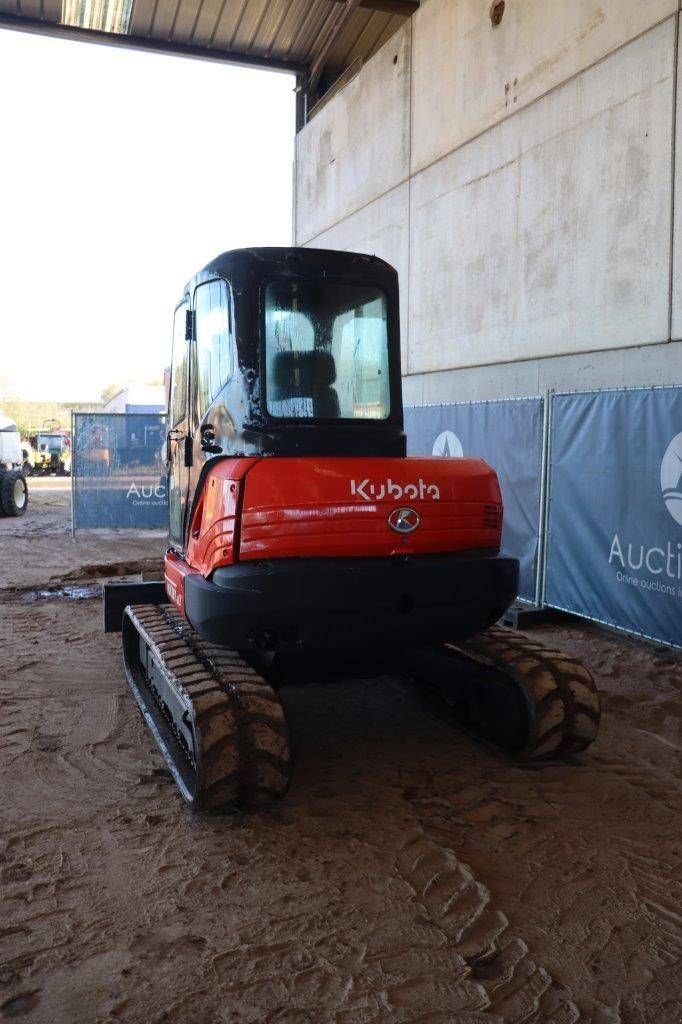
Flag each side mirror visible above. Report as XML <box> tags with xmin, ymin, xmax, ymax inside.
<box><xmin>200</xmin><ymin>423</ymin><xmax>222</xmax><ymax>455</ymax></box>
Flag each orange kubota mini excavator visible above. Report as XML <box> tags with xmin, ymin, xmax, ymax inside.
<box><xmin>104</xmin><ymin>248</ymin><xmax>600</xmax><ymax>811</ymax></box>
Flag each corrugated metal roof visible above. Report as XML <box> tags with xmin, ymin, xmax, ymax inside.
<box><xmin>0</xmin><ymin>1</ymin><xmax>418</xmax><ymax>114</ymax></box>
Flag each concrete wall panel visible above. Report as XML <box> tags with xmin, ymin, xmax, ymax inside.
<box><xmin>294</xmin><ymin>23</ymin><xmax>410</xmax><ymax>245</ymax></box>
<box><xmin>305</xmin><ymin>183</ymin><xmax>410</xmax><ymax>366</ymax></box>
<box><xmin>408</xmin><ymin>19</ymin><xmax>674</xmax><ymax>374</ymax></box>
<box><xmin>670</xmin><ymin>11</ymin><xmax>682</xmax><ymax>340</ymax></box>
<box><xmin>411</xmin><ymin>0</ymin><xmax>675</xmax><ymax>173</ymax></box>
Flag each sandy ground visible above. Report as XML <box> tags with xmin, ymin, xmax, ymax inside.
<box><xmin>1</xmin><ymin>487</ymin><xmax>681</xmax><ymax>1024</ymax></box>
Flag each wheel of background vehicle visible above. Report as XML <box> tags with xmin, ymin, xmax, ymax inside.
<box><xmin>0</xmin><ymin>470</ymin><xmax>28</xmax><ymax>517</ymax></box>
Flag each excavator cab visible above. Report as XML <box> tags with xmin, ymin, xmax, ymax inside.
<box><xmin>161</xmin><ymin>246</ymin><xmax>517</xmax><ymax>654</ymax></box>
<box><xmin>167</xmin><ymin>248</ymin><xmax>405</xmax><ymax>554</ymax></box>
<box><xmin>105</xmin><ymin>247</ymin><xmax>601</xmax><ymax>812</ymax></box>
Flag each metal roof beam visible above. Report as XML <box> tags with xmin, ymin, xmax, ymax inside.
<box><xmin>308</xmin><ymin>0</ymin><xmax>362</xmax><ymax>90</ymax></box>
<box><xmin>0</xmin><ymin>13</ymin><xmax>307</xmax><ymax>75</ymax></box>
<box><xmin>328</xmin><ymin>0</ymin><xmax>418</xmax><ymax>14</ymax></box>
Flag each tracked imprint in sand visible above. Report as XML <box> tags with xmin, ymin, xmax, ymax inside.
<box><xmin>395</xmin><ymin>834</ymin><xmax>583</xmax><ymax>1024</ymax></box>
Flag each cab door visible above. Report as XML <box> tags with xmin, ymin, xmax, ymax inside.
<box><xmin>190</xmin><ymin>278</ymin><xmax>234</xmax><ymax>468</ymax></box>
<box><xmin>167</xmin><ymin>300</ymin><xmax>192</xmax><ymax>552</ymax></box>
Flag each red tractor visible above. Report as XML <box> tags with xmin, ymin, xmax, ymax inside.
<box><xmin>105</xmin><ymin>248</ymin><xmax>599</xmax><ymax>810</ymax></box>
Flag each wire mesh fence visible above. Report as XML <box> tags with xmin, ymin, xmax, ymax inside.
<box><xmin>71</xmin><ymin>413</ymin><xmax>167</xmax><ymax>532</ymax></box>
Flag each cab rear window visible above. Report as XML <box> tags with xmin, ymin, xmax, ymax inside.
<box><xmin>264</xmin><ymin>279</ymin><xmax>390</xmax><ymax>421</ymax></box>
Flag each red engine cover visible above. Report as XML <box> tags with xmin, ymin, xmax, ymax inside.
<box><xmin>180</xmin><ymin>456</ymin><xmax>503</xmax><ymax>584</ymax></box>
<box><xmin>238</xmin><ymin>457</ymin><xmax>502</xmax><ymax>561</ymax></box>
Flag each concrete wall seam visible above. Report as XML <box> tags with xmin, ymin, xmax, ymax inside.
<box><xmin>405</xmin><ymin>12</ymin><xmax>414</xmax><ymax>374</ymax></box>
<box><xmin>401</xmin><ymin>339</ymin><xmax>682</xmax><ymax>407</ymax></box>
<box><xmin>668</xmin><ymin>4</ymin><xmax>682</xmax><ymax>336</ymax></box>
<box><xmin>667</xmin><ymin>7</ymin><xmax>679</xmax><ymax>339</ymax></box>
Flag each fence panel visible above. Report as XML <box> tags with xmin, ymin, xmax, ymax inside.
<box><xmin>72</xmin><ymin>413</ymin><xmax>167</xmax><ymax>531</ymax></box>
<box><xmin>544</xmin><ymin>387</ymin><xmax>682</xmax><ymax>647</ymax></box>
<box><xmin>405</xmin><ymin>398</ymin><xmax>544</xmax><ymax>603</ymax></box>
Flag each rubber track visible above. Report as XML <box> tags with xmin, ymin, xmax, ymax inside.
<box><xmin>126</xmin><ymin>604</ymin><xmax>291</xmax><ymax>810</ymax></box>
<box><xmin>451</xmin><ymin>625</ymin><xmax>601</xmax><ymax>759</ymax></box>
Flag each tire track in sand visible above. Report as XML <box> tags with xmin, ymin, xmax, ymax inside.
<box><xmin>396</xmin><ymin>833</ymin><xmax>582</xmax><ymax>1024</ymax></box>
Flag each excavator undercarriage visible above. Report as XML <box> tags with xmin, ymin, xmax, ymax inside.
<box><xmin>122</xmin><ymin>603</ymin><xmax>599</xmax><ymax>812</ymax></box>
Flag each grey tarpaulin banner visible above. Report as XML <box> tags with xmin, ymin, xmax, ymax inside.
<box><xmin>404</xmin><ymin>399</ymin><xmax>544</xmax><ymax>602</ymax></box>
<box><xmin>545</xmin><ymin>388</ymin><xmax>682</xmax><ymax>648</ymax></box>
<box><xmin>72</xmin><ymin>413</ymin><xmax>167</xmax><ymax>530</ymax></box>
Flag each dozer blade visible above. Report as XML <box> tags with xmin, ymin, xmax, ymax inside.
<box><xmin>410</xmin><ymin>625</ymin><xmax>600</xmax><ymax>760</ymax></box>
<box><xmin>121</xmin><ymin>604</ymin><xmax>291</xmax><ymax>811</ymax></box>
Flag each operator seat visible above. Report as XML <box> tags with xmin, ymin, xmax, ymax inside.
<box><xmin>270</xmin><ymin>350</ymin><xmax>340</xmax><ymax>419</ymax></box>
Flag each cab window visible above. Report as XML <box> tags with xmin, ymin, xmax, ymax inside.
<box><xmin>194</xmin><ymin>279</ymin><xmax>233</xmax><ymax>420</ymax></box>
<box><xmin>169</xmin><ymin>302</ymin><xmax>189</xmax><ymax>426</ymax></box>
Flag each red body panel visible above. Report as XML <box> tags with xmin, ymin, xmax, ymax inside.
<box><xmin>165</xmin><ymin>458</ymin><xmax>257</xmax><ymax>609</ymax></box>
<box><xmin>176</xmin><ymin>456</ymin><xmax>502</xmax><ymax>582</ymax></box>
<box><xmin>164</xmin><ymin>549</ymin><xmax>198</xmax><ymax>616</ymax></box>
<box><xmin>185</xmin><ymin>458</ymin><xmax>258</xmax><ymax>576</ymax></box>
<box><xmin>239</xmin><ymin>457</ymin><xmax>501</xmax><ymax>560</ymax></box>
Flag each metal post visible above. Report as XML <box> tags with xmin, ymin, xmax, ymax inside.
<box><xmin>537</xmin><ymin>389</ymin><xmax>555</xmax><ymax>607</ymax></box>
<box><xmin>295</xmin><ymin>72</ymin><xmax>308</xmax><ymax>131</ymax></box>
<box><xmin>533</xmin><ymin>390</ymin><xmax>552</xmax><ymax>606</ymax></box>
<box><xmin>70</xmin><ymin>410</ymin><xmax>76</xmax><ymax>538</ymax></box>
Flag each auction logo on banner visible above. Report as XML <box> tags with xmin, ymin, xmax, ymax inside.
<box><xmin>432</xmin><ymin>431</ymin><xmax>464</xmax><ymax>458</ymax></box>
<box><xmin>661</xmin><ymin>432</ymin><xmax>682</xmax><ymax>526</ymax></box>
<box><xmin>608</xmin><ymin>433</ymin><xmax>682</xmax><ymax>597</ymax></box>
<box><xmin>126</xmin><ymin>481</ymin><xmax>166</xmax><ymax>507</ymax></box>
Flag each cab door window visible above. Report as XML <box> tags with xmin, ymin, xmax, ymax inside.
<box><xmin>169</xmin><ymin>302</ymin><xmax>189</xmax><ymax>425</ymax></box>
<box><xmin>194</xmin><ymin>280</ymin><xmax>233</xmax><ymax>420</ymax></box>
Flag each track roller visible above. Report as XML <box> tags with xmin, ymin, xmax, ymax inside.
<box><xmin>410</xmin><ymin>625</ymin><xmax>600</xmax><ymax>760</ymax></box>
<box><xmin>121</xmin><ymin>604</ymin><xmax>291</xmax><ymax>811</ymax></box>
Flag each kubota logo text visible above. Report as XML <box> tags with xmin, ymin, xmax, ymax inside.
<box><xmin>350</xmin><ymin>478</ymin><xmax>440</xmax><ymax>502</ymax></box>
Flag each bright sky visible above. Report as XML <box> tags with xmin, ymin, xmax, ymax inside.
<box><xmin>0</xmin><ymin>27</ymin><xmax>295</xmax><ymax>403</ymax></box>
